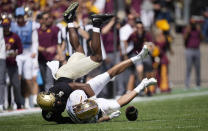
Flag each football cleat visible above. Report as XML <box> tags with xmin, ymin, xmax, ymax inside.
<box><xmin>145</xmin><ymin>78</ymin><xmax>157</xmax><ymax>87</ymax></box>
<box><xmin>134</xmin><ymin>78</ymin><xmax>157</xmax><ymax>93</ymax></box>
<box><xmin>137</xmin><ymin>45</ymin><xmax>149</xmax><ymax>60</ymax></box>
<box><xmin>63</xmin><ymin>2</ymin><xmax>79</xmax><ymax>23</ymax></box>
<box><xmin>90</xmin><ymin>14</ymin><xmax>114</xmax><ymax>27</ymax></box>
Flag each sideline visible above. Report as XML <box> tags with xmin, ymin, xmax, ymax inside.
<box><xmin>1</xmin><ymin>91</ymin><xmax>208</xmax><ymax>117</ymax></box>
<box><xmin>132</xmin><ymin>90</ymin><xmax>208</xmax><ymax>103</ymax></box>
<box><xmin>0</xmin><ymin>108</ymin><xmax>41</xmax><ymax>117</ymax></box>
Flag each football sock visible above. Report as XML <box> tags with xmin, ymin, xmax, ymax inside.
<box><xmin>130</xmin><ymin>55</ymin><xmax>142</xmax><ymax>65</ymax></box>
<box><xmin>134</xmin><ymin>78</ymin><xmax>148</xmax><ymax>93</ymax></box>
<box><xmin>130</xmin><ymin>45</ymin><xmax>148</xmax><ymax>64</ymax></box>
<box><xmin>93</xmin><ymin>27</ymin><xmax>100</xmax><ymax>33</ymax></box>
<box><xmin>68</xmin><ymin>23</ymin><xmax>74</xmax><ymax>28</ymax></box>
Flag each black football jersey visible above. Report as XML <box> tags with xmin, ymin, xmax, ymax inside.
<box><xmin>49</xmin><ymin>82</ymin><xmax>72</xmax><ymax>102</ymax></box>
<box><xmin>49</xmin><ymin>77</ymin><xmax>73</xmax><ymax>112</ymax></box>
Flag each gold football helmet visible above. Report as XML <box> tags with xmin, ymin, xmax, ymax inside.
<box><xmin>37</xmin><ymin>92</ymin><xmax>56</xmax><ymax>110</ymax></box>
<box><xmin>73</xmin><ymin>99</ymin><xmax>99</xmax><ymax>120</ymax></box>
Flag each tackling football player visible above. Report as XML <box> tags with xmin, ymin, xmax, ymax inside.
<box><xmin>37</xmin><ymin>2</ymin><xmax>113</xmax><ymax>122</ymax></box>
<box><xmin>65</xmin><ymin>44</ymin><xmax>157</xmax><ymax>123</ymax></box>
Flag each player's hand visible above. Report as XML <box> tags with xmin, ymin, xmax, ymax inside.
<box><xmin>46</xmin><ymin>46</ymin><xmax>56</xmax><ymax>54</ymax></box>
<box><xmin>109</xmin><ymin>110</ymin><xmax>121</xmax><ymax>119</ymax></box>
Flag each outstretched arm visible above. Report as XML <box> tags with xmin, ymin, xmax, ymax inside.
<box><xmin>98</xmin><ymin>116</ymin><xmax>110</xmax><ymax>123</ymax></box>
<box><xmin>69</xmin><ymin>82</ymin><xmax>95</xmax><ymax>97</ymax></box>
<box><xmin>98</xmin><ymin>110</ymin><xmax>121</xmax><ymax>123</ymax></box>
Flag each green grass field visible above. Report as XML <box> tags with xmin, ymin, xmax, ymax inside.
<box><xmin>0</xmin><ymin>88</ymin><xmax>208</xmax><ymax>131</ymax></box>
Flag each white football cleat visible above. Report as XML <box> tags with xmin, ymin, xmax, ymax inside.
<box><xmin>134</xmin><ymin>78</ymin><xmax>157</xmax><ymax>93</ymax></box>
<box><xmin>130</xmin><ymin>45</ymin><xmax>149</xmax><ymax>64</ymax></box>
<box><xmin>134</xmin><ymin>78</ymin><xmax>149</xmax><ymax>93</ymax></box>
<box><xmin>138</xmin><ymin>45</ymin><xmax>149</xmax><ymax>60</ymax></box>
<box><xmin>145</xmin><ymin>78</ymin><xmax>157</xmax><ymax>87</ymax></box>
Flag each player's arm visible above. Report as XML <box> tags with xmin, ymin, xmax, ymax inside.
<box><xmin>98</xmin><ymin>116</ymin><xmax>110</xmax><ymax>123</ymax></box>
<box><xmin>42</xmin><ymin>110</ymin><xmax>74</xmax><ymax>124</ymax></box>
<box><xmin>69</xmin><ymin>82</ymin><xmax>95</xmax><ymax>97</ymax></box>
<box><xmin>98</xmin><ymin>110</ymin><xmax>121</xmax><ymax>123</ymax></box>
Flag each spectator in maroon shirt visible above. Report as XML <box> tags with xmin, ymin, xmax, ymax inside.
<box><xmin>51</xmin><ymin>0</ymin><xmax>68</xmax><ymax>21</ymax></box>
<box><xmin>0</xmin><ymin>0</ymin><xmax>13</xmax><ymax>14</ymax></box>
<box><xmin>104</xmin><ymin>0</ymin><xmax>114</xmax><ymax>13</ymax></box>
<box><xmin>99</xmin><ymin>0</ymin><xmax>125</xmax><ymax>98</ymax></box>
<box><xmin>2</xmin><ymin>17</ymin><xmax>24</xmax><ymax>109</ymax></box>
<box><xmin>125</xmin><ymin>0</ymin><xmax>143</xmax><ymax>17</ymax></box>
<box><xmin>38</xmin><ymin>12</ymin><xmax>60</xmax><ymax>91</ymax></box>
<box><xmin>101</xmin><ymin>17</ymin><xmax>122</xmax><ymax>98</ymax></box>
<box><xmin>183</xmin><ymin>18</ymin><xmax>202</xmax><ymax>89</ymax></box>
<box><xmin>126</xmin><ymin>19</ymin><xmax>152</xmax><ymax>92</ymax></box>
<box><xmin>154</xmin><ymin>27</ymin><xmax>172</xmax><ymax>93</ymax></box>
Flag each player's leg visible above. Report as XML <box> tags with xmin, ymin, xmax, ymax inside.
<box><xmin>8</xmin><ymin>66</ymin><xmax>24</xmax><ymax>109</ymax></box>
<box><xmin>96</xmin><ymin>78</ymin><xmax>156</xmax><ymax>120</ymax></box>
<box><xmin>194</xmin><ymin>50</ymin><xmax>201</xmax><ymax>87</ymax></box>
<box><xmin>23</xmin><ymin>56</ymin><xmax>34</xmax><ymax>108</ymax></box>
<box><xmin>185</xmin><ymin>49</ymin><xmax>193</xmax><ymax>89</ymax></box>
<box><xmin>64</xmin><ymin>2</ymin><xmax>84</xmax><ymax>53</ymax></box>
<box><xmin>30</xmin><ymin>59</ymin><xmax>39</xmax><ymax>106</ymax></box>
<box><xmin>117</xmin><ymin>78</ymin><xmax>157</xmax><ymax>107</ymax></box>
<box><xmin>15</xmin><ymin>55</ymin><xmax>23</xmax><ymax>80</ymax></box>
<box><xmin>107</xmin><ymin>44</ymin><xmax>149</xmax><ymax>78</ymax></box>
<box><xmin>96</xmin><ymin>78</ymin><xmax>156</xmax><ymax>121</ymax></box>
<box><xmin>87</xmin><ymin>45</ymin><xmax>150</xmax><ymax>95</ymax></box>
<box><xmin>90</xmin><ymin>14</ymin><xmax>114</xmax><ymax>62</ymax></box>
<box><xmin>0</xmin><ymin>59</ymin><xmax>6</xmax><ymax>112</ymax></box>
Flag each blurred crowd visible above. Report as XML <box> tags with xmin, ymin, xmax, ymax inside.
<box><xmin>0</xmin><ymin>0</ymin><xmax>207</xmax><ymax>112</ymax></box>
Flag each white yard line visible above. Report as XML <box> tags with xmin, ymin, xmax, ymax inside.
<box><xmin>0</xmin><ymin>108</ymin><xmax>41</xmax><ymax>117</ymax></box>
<box><xmin>132</xmin><ymin>90</ymin><xmax>208</xmax><ymax>103</ymax></box>
<box><xmin>1</xmin><ymin>91</ymin><xmax>208</xmax><ymax>117</ymax></box>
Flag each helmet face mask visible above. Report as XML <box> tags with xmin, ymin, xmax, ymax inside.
<box><xmin>37</xmin><ymin>92</ymin><xmax>56</xmax><ymax>110</ymax></box>
<box><xmin>73</xmin><ymin>99</ymin><xmax>99</xmax><ymax>120</ymax></box>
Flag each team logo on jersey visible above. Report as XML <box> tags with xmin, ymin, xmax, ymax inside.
<box><xmin>2</xmin><ymin>18</ymin><xmax>10</xmax><ymax>24</ymax></box>
<box><xmin>47</xmin><ymin>29</ymin><xmax>51</xmax><ymax>33</ymax></box>
<box><xmin>9</xmin><ymin>38</ymin><xmax>15</xmax><ymax>44</ymax></box>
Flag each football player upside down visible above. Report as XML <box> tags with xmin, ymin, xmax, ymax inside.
<box><xmin>37</xmin><ymin>2</ymin><xmax>157</xmax><ymax>123</ymax></box>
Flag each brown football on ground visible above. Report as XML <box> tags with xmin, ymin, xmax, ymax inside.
<box><xmin>125</xmin><ymin>106</ymin><xmax>138</xmax><ymax>121</ymax></box>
